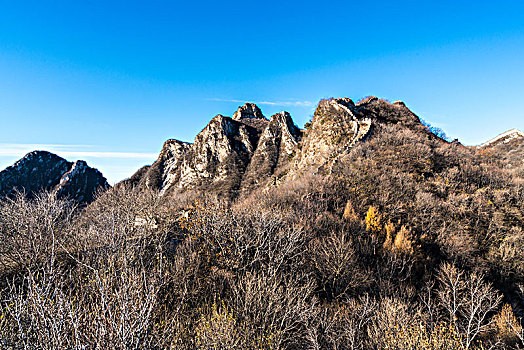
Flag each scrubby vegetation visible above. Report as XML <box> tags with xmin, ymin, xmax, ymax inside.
<box><xmin>0</xmin><ymin>122</ymin><xmax>523</xmax><ymax>349</ymax></box>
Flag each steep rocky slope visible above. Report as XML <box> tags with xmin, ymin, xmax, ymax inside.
<box><xmin>0</xmin><ymin>151</ymin><xmax>109</xmax><ymax>203</ymax></box>
<box><xmin>130</xmin><ymin>97</ymin><xmax>427</xmax><ymax>198</ymax></box>
<box><xmin>134</xmin><ymin>112</ymin><xmax>261</xmax><ymax>196</ymax></box>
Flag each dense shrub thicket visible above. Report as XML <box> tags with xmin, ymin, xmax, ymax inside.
<box><xmin>0</xmin><ymin>123</ymin><xmax>523</xmax><ymax>349</ymax></box>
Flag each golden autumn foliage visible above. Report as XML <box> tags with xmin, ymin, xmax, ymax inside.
<box><xmin>382</xmin><ymin>322</ymin><xmax>466</xmax><ymax>350</ymax></box>
<box><xmin>342</xmin><ymin>200</ymin><xmax>358</xmax><ymax>221</ymax></box>
<box><xmin>393</xmin><ymin>225</ymin><xmax>414</xmax><ymax>255</ymax></box>
<box><xmin>493</xmin><ymin>303</ymin><xmax>522</xmax><ymax>344</ymax></box>
<box><xmin>365</xmin><ymin>206</ymin><xmax>381</xmax><ymax>233</ymax></box>
<box><xmin>382</xmin><ymin>221</ymin><xmax>414</xmax><ymax>255</ymax></box>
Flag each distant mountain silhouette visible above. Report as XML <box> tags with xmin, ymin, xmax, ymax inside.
<box><xmin>0</xmin><ymin>151</ymin><xmax>109</xmax><ymax>203</ymax></box>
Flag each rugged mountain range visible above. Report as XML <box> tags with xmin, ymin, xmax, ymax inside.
<box><xmin>129</xmin><ymin>97</ymin><xmax>425</xmax><ymax>197</ymax></box>
<box><xmin>1</xmin><ymin>97</ymin><xmax>521</xmax><ymax>201</ymax></box>
<box><xmin>0</xmin><ymin>151</ymin><xmax>109</xmax><ymax>203</ymax></box>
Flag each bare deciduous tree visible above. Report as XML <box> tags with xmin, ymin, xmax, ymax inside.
<box><xmin>437</xmin><ymin>263</ymin><xmax>502</xmax><ymax>349</ymax></box>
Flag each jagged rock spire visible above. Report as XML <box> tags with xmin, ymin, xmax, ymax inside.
<box><xmin>232</xmin><ymin>103</ymin><xmax>266</xmax><ymax>121</ymax></box>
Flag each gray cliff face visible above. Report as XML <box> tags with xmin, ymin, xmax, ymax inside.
<box><xmin>232</xmin><ymin>102</ymin><xmax>265</xmax><ymax>121</ymax></box>
<box><xmin>232</xmin><ymin>102</ymin><xmax>269</xmax><ymax>132</ymax></box>
<box><xmin>131</xmin><ymin>98</ymin><xmax>424</xmax><ymax>197</ymax></box>
<box><xmin>0</xmin><ymin>151</ymin><xmax>109</xmax><ymax>203</ymax></box>
<box><xmin>241</xmin><ymin>111</ymin><xmax>302</xmax><ymax>189</ymax></box>
<box><xmin>138</xmin><ymin>139</ymin><xmax>191</xmax><ymax>191</ymax></box>
<box><xmin>289</xmin><ymin>98</ymin><xmax>372</xmax><ymax>176</ymax></box>
<box><xmin>174</xmin><ymin>114</ymin><xmax>261</xmax><ymax>194</ymax></box>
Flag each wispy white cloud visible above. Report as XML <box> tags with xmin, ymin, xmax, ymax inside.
<box><xmin>53</xmin><ymin>151</ymin><xmax>158</xmax><ymax>159</ymax></box>
<box><xmin>207</xmin><ymin>98</ymin><xmax>314</xmax><ymax>108</ymax></box>
<box><xmin>0</xmin><ymin>144</ymin><xmax>157</xmax><ymax>159</ymax></box>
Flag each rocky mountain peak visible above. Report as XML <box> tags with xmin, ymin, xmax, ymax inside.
<box><xmin>270</xmin><ymin>111</ymin><xmax>293</xmax><ymax>125</ymax></box>
<box><xmin>0</xmin><ymin>151</ymin><xmax>109</xmax><ymax>203</ymax></box>
<box><xmin>55</xmin><ymin>160</ymin><xmax>109</xmax><ymax>203</ymax></box>
<box><xmin>286</xmin><ymin>96</ymin><xmax>424</xmax><ymax>179</ymax></box>
<box><xmin>240</xmin><ymin>110</ymin><xmax>302</xmax><ymax>190</ymax></box>
<box><xmin>232</xmin><ymin>103</ymin><xmax>266</xmax><ymax>121</ymax></box>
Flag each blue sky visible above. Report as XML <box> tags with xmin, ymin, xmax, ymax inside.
<box><xmin>1</xmin><ymin>0</ymin><xmax>523</xmax><ymax>183</ymax></box>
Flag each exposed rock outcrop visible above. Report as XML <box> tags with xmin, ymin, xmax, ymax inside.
<box><xmin>0</xmin><ymin>151</ymin><xmax>109</xmax><ymax>203</ymax></box>
<box><xmin>134</xmin><ymin>139</ymin><xmax>191</xmax><ymax>191</ymax></box>
<box><xmin>291</xmin><ymin>98</ymin><xmax>365</xmax><ymax>173</ymax></box>
<box><xmin>232</xmin><ymin>103</ymin><xmax>269</xmax><ymax>132</ymax></box>
<box><xmin>174</xmin><ymin>114</ymin><xmax>261</xmax><ymax>194</ymax></box>
<box><xmin>287</xmin><ymin>97</ymin><xmax>420</xmax><ymax>178</ymax></box>
<box><xmin>132</xmin><ymin>106</ymin><xmax>266</xmax><ymax>196</ymax></box>
<box><xmin>242</xmin><ymin>111</ymin><xmax>302</xmax><ymax>189</ymax></box>
<box><xmin>232</xmin><ymin>103</ymin><xmax>265</xmax><ymax>121</ymax></box>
